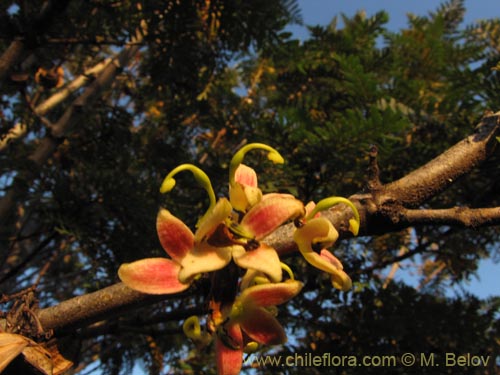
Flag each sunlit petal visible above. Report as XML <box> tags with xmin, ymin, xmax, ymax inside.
<box><xmin>178</xmin><ymin>243</ymin><xmax>234</xmax><ymax>283</ymax></box>
<box><xmin>195</xmin><ymin>198</ymin><xmax>232</xmax><ymax>244</ymax></box>
<box><xmin>239</xmin><ymin>280</ymin><xmax>303</xmax><ymax>308</ymax></box>
<box><xmin>239</xmin><ymin>307</ymin><xmax>287</xmax><ymax>345</ymax></box>
<box><xmin>156</xmin><ymin>209</ymin><xmax>194</xmax><ymax>262</ymax></box>
<box><xmin>234</xmin><ymin>164</ymin><xmax>258</xmax><ymax>187</ymax></box>
<box><xmin>118</xmin><ymin>258</ymin><xmax>190</xmax><ymax>294</ymax></box>
<box><xmin>320</xmin><ymin>250</ymin><xmax>352</xmax><ymax>291</ymax></box>
<box><xmin>297</xmin><ymin>248</ymin><xmax>352</xmax><ymax>291</ymax></box>
<box><xmin>293</xmin><ymin>217</ymin><xmax>339</xmax><ymax>250</ymax></box>
<box><xmin>216</xmin><ymin>322</ymin><xmax>243</xmax><ymax>375</ymax></box>
<box><xmin>233</xmin><ymin>244</ymin><xmax>282</xmax><ymax>283</ymax></box>
<box><xmin>240</xmin><ymin>195</ymin><xmax>304</xmax><ymax>240</ymax></box>
<box><xmin>230</xmin><ymin>164</ymin><xmax>262</xmax><ymax>211</ymax></box>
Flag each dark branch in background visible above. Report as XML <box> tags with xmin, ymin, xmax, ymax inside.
<box><xmin>0</xmin><ymin>22</ymin><xmax>146</xmax><ymax>226</ymax></box>
<box><xmin>0</xmin><ymin>0</ymin><xmax>71</xmax><ymax>84</ymax></box>
<box><xmin>33</xmin><ymin>112</ymin><xmax>500</xmax><ymax>334</ymax></box>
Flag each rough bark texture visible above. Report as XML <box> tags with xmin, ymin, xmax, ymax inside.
<box><xmin>34</xmin><ymin>112</ymin><xmax>500</xmax><ymax>334</ymax></box>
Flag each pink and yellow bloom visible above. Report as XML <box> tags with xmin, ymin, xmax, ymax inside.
<box><xmin>117</xmin><ymin>143</ymin><xmax>360</xmax><ymax>375</ymax></box>
<box><xmin>212</xmin><ymin>279</ymin><xmax>303</xmax><ymax>375</ymax></box>
<box><xmin>293</xmin><ymin>197</ymin><xmax>360</xmax><ymax>291</ymax></box>
<box><xmin>118</xmin><ymin>163</ymin><xmax>289</xmax><ymax>293</ymax></box>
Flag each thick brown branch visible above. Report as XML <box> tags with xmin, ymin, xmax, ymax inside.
<box><xmin>399</xmin><ymin>206</ymin><xmax>500</xmax><ymax>228</ymax></box>
<box><xmin>34</xmin><ymin>114</ymin><xmax>500</xmax><ymax>336</ymax></box>
<box><xmin>37</xmin><ymin>283</ymin><xmax>167</xmax><ymax>332</ymax></box>
<box><xmin>382</xmin><ymin>113</ymin><xmax>499</xmax><ymax>207</ymax></box>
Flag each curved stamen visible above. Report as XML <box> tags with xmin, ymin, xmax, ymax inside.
<box><xmin>160</xmin><ymin>164</ymin><xmax>216</xmax><ymax>226</ymax></box>
<box><xmin>229</xmin><ymin>143</ymin><xmax>284</xmax><ymax>187</ymax></box>
<box><xmin>183</xmin><ymin>315</ymin><xmax>202</xmax><ymax>340</ymax></box>
<box><xmin>306</xmin><ymin>197</ymin><xmax>361</xmax><ymax>235</ymax></box>
<box><xmin>280</xmin><ymin>262</ymin><xmax>295</xmax><ymax>280</ymax></box>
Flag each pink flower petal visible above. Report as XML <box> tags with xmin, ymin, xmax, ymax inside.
<box><xmin>320</xmin><ymin>250</ymin><xmax>352</xmax><ymax>291</ymax></box>
<box><xmin>239</xmin><ymin>280</ymin><xmax>303</xmax><ymax>308</ymax></box>
<box><xmin>233</xmin><ymin>244</ymin><xmax>282</xmax><ymax>282</ymax></box>
<box><xmin>240</xmin><ymin>195</ymin><xmax>304</xmax><ymax>240</ymax></box>
<box><xmin>239</xmin><ymin>306</ymin><xmax>287</xmax><ymax>345</ymax></box>
<box><xmin>300</xmin><ymin>250</ymin><xmax>352</xmax><ymax>291</ymax></box>
<box><xmin>118</xmin><ymin>258</ymin><xmax>190</xmax><ymax>294</ymax></box>
<box><xmin>156</xmin><ymin>209</ymin><xmax>194</xmax><ymax>262</ymax></box>
<box><xmin>234</xmin><ymin>164</ymin><xmax>258</xmax><ymax>187</ymax></box>
<box><xmin>230</xmin><ymin>164</ymin><xmax>262</xmax><ymax>212</ymax></box>
<box><xmin>216</xmin><ymin>322</ymin><xmax>243</xmax><ymax>375</ymax></box>
<box><xmin>320</xmin><ymin>249</ymin><xmax>343</xmax><ymax>269</ymax></box>
<box><xmin>178</xmin><ymin>243</ymin><xmax>234</xmax><ymax>283</ymax></box>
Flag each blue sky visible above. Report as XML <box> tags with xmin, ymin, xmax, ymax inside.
<box><xmin>289</xmin><ymin>0</ymin><xmax>499</xmax><ymax>300</ymax></box>
<box><xmin>128</xmin><ymin>3</ymin><xmax>498</xmax><ymax>374</ymax></box>
<box><xmin>291</xmin><ymin>0</ymin><xmax>499</xmax><ymax>37</ymax></box>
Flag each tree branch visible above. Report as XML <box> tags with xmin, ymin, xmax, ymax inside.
<box><xmin>0</xmin><ymin>0</ymin><xmax>71</xmax><ymax>84</ymax></box>
<box><xmin>382</xmin><ymin>113</ymin><xmax>499</xmax><ymax>207</ymax></box>
<box><xmin>0</xmin><ymin>22</ymin><xmax>147</xmax><ymax>225</ymax></box>
<box><xmin>31</xmin><ymin>112</ymin><xmax>500</xmax><ymax>336</ymax></box>
<box><xmin>398</xmin><ymin>206</ymin><xmax>500</xmax><ymax>227</ymax></box>
<box><xmin>37</xmin><ymin>283</ymin><xmax>167</xmax><ymax>332</ymax></box>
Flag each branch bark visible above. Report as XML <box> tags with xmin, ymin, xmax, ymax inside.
<box><xmin>33</xmin><ymin>112</ymin><xmax>500</xmax><ymax>335</ymax></box>
<box><xmin>0</xmin><ymin>0</ymin><xmax>71</xmax><ymax>84</ymax></box>
<box><xmin>0</xmin><ymin>23</ymin><xmax>146</xmax><ymax>225</ymax></box>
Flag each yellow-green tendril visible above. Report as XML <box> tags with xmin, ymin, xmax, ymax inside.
<box><xmin>280</xmin><ymin>262</ymin><xmax>295</xmax><ymax>280</ymax></box>
<box><xmin>160</xmin><ymin>164</ymin><xmax>216</xmax><ymax>226</ymax></box>
<box><xmin>244</xmin><ymin>342</ymin><xmax>259</xmax><ymax>353</ymax></box>
<box><xmin>229</xmin><ymin>300</ymin><xmax>243</xmax><ymax>320</ymax></box>
<box><xmin>183</xmin><ymin>316</ymin><xmax>202</xmax><ymax>340</ymax></box>
<box><xmin>306</xmin><ymin>197</ymin><xmax>361</xmax><ymax>235</ymax></box>
<box><xmin>229</xmin><ymin>143</ymin><xmax>284</xmax><ymax>186</ymax></box>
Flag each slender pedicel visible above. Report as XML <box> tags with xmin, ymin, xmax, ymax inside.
<box><xmin>229</xmin><ymin>143</ymin><xmax>284</xmax><ymax>187</ymax></box>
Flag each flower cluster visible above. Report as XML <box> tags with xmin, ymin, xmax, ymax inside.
<box><xmin>118</xmin><ymin>144</ymin><xmax>360</xmax><ymax>375</ymax></box>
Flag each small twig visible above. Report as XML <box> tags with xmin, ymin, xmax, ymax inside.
<box><xmin>366</xmin><ymin>144</ymin><xmax>382</xmax><ymax>191</ymax></box>
<box><xmin>382</xmin><ymin>245</ymin><xmax>409</xmax><ymax>289</ymax></box>
<box><xmin>417</xmin><ymin>261</ymin><xmax>447</xmax><ymax>290</ymax></box>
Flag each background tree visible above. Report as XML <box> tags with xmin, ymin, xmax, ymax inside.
<box><xmin>0</xmin><ymin>0</ymin><xmax>498</xmax><ymax>374</ymax></box>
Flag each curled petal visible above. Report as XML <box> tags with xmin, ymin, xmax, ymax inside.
<box><xmin>118</xmin><ymin>258</ymin><xmax>190</xmax><ymax>294</ymax></box>
<box><xmin>233</xmin><ymin>244</ymin><xmax>282</xmax><ymax>283</ymax></box>
<box><xmin>320</xmin><ymin>249</ymin><xmax>352</xmax><ymax>291</ymax></box>
<box><xmin>239</xmin><ymin>280</ymin><xmax>303</xmax><ymax>308</ymax></box>
<box><xmin>195</xmin><ymin>198</ymin><xmax>232</xmax><ymax>244</ymax></box>
<box><xmin>239</xmin><ymin>306</ymin><xmax>287</xmax><ymax>345</ymax></box>
<box><xmin>216</xmin><ymin>322</ymin><xmax>243</xmax><ymax>375</ymax></box>
<box><xmin>240</xmin><ymin>195</ymin><xmax>304</xmax><ymax>240</ymax></box>
<box><xmin>157</xmin><ymin>209</ymin><xmax>194</xmax><ymax>262</ymax></box>
<box><xmin>294</xmin><ymin>217</ymin><xmax>339</xmax><ymax>250</ymax></box>
<box><xmin>178</xmin><ymin>243</ymin><xmax>234</xmax><ymax>283</ymax></box>
<box><xmin>294</xmin><ymin>219</ymin><xmax>351</xmax><ymax>291</ymax></box>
